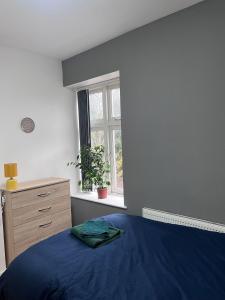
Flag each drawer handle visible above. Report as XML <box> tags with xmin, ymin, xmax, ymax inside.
<box><xmin>37</xmin><ymin>192</ymin><xmax>51</xmax><ymax>198</ymax></box>
<box><xmin>38</xmin><ymin>206</ymin><xmax>52</xmax><ymax>212</ymax></box>
<box><xmin>39</xmin><ymin>221</ymin><xmax>52</xmax><ymax>228</ymax></box>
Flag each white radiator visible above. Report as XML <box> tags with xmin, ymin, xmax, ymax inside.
<box><xmin>142</xmin><ymin>207</ymin><xmax>225</xmax><ymax>233</ymax></box>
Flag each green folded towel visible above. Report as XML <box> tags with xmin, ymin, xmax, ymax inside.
<box><xmin>71</xmin><ymin>220</ymin><xmax>123</xmax><ymax>248</ymax></box>
<box><xmin>79</xmin><ymin>220</ymin><xmax>110</xmax><ymax>236</ymax></box>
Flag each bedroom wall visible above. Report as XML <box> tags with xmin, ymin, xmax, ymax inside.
<box><xmin>71</xmin><ymin>199</ymin><xmax>126</xmax><ymax>225</ymax></box>
<box><xmin>0</xmin><ymin>46</ymin><xmax>78</xmax><ymax>268</ymax></box>
<box><xmin>0</xmin><ymin>46</ymin><xmax>77</xmax><ymax>191</ymax></box>
<box><xmin>62</xmin><ymin>0</ymin><xmax>225</xmax><ymax>224</ymax></box>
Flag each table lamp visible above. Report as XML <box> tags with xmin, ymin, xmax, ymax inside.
<box><xmin>4</xmin><ymin>163</ymin><xmax>18</xmax><ymax>190</ymax></box>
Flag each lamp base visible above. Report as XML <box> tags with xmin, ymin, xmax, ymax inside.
<box><xmin>6</xmin><ymin>178</ymin><xmax>18</xmax><ymax>190</ymax></box>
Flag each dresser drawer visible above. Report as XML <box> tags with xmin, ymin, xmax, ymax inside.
<box><xmin>11</xmin><ymin>182</ymin><xmax>70</xmax><ymax>209</ymax></box>
<box><xmin>14</xmin><ymin>209</ymin><xmax>71</xmax><ymax>256</ymax></box>
<box><xmin>2</xmin><ymin>178</ymin><xmax>72</xmax><ymax>265</ymax></box>
<box><xmin>12</xmin><ymin>195</ymin><xmax>71</xmax><ymax>226</ymax></box>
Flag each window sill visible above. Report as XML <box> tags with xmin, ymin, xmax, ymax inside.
<box><xmin>71</xmin><ymin>192</ymin><xmax>127</xmax><ymax>210</ymax></box>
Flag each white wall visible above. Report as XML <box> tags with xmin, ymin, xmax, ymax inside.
<box><xmin>0</xmin><ymin>46</ymin><xmax>78</xmax><ymax>270</ymax></box>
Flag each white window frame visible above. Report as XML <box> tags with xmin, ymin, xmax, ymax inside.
<box><xmin>77</xmin><ymin>78</ymin><xmax>123</xmax><ymax>195</ymax></box>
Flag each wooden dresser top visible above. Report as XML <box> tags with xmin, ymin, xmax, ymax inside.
<box><xmin>0</xmin><ymin>177</ymin><xmax>70</xmax><ymax>193</ymax></box>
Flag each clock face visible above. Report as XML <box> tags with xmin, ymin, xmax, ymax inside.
<box><xmin>21</xmin><ymin>117</ymin><xmax>35</xmax><ymax>133</ymax></box>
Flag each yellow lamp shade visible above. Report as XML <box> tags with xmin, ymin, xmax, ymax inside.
<box><xmin>4</xmin><ymin>163</ymin><xmax>18</xmax><ymax>178</ymax></box>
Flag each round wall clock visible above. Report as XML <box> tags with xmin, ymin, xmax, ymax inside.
<box><xmin>21</xmin><ymin>117</ymin><xmax>35</xmax><ymax>133</ymax></box>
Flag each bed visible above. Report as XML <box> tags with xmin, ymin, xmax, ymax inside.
<box><xmin>1</xmin><ymin>212</ymin><xmax>225</xmax><ymax>300</ymax></box>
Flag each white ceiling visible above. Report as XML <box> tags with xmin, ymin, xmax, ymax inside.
<box><xmin>0</xmin><ymin>0</ymin><xmax>204</xmax><ymax>60</ymax></box>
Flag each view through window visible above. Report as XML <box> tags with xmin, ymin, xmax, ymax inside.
<box><xmin>89</xmin><ymin>80</ymin><xmax>123</xmax><ymax>194</ymax></box>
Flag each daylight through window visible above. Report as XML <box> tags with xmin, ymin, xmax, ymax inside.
<box><xmin>88</xmin><ymin>80</ymin><xmax>123</xmax><ymax>194</ymax></box>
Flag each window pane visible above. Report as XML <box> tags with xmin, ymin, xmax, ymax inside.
<box><xmin>113</xmin><ymin>129</ymin><xmax>123</xmax><ymax>191</ymax></box>
<box><xmin>91</xmin><ymin>130</ymin><xmax>104</xmax><ymax>147</ymax></box>
<box><xmin>111</xmin><ymin>88</ymin><xmax>121</xmax><ymax>119</ymax></box>
<box><xmin>89</xmin><ymin>91</ymin><xmax>103</xmax><ymax>123</ymax></box>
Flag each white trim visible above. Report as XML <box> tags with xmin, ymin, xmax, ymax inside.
<box><xmin>88</xmin><ymin>79</ymin><xmax>120</xmax><ymax>93</ymax></box>
<box><xmin>67</xmin><ymin>71</ymin><xmax>120</xmax><ymax>92</ymax></box>
<box><xmin>109</xmin><ymin>126</ymin><xmax>123</xmax><ymax>194</ymax></box>
<box><xmin>74</xmin><ymin>91</ymin><xmax>81</xmax><ymax>192</ymax></box>
<box><xmin>72</xmin><ymin>192</ymin><xmax>127</xmax><ymax>209</ymax></box>
<box><xmin>142</xmin><ymin>207</ymin><xmax>225</xmax><ymax>233</ymax></box>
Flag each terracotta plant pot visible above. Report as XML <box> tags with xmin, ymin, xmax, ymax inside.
<box><xmin>97</xmin><ymin>187</ymin><xmax>108</xmax><ymax>199</ymax></box>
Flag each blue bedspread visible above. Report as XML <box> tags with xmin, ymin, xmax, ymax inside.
<box><xmin>1</xmin><ymin>213</ymin><xmax>225</xmax><ymax>300</ymax></box>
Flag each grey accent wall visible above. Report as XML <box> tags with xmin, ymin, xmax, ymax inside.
<box><xmin>71</xmin><ymin>199</ymin><xmax>126</xmax><ymax>225</ymax></box>
<box><xmin>63</xmin><ymin>0</ymin><xmax>225</xmax><ymax>224</ymax></box>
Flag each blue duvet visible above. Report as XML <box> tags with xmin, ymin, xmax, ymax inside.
<box><xmin>1</xmin><ymin>213</ymin><xmax>225</xmax><ymax>300</ymax></box>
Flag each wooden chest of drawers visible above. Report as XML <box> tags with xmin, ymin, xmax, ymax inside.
<box><xmin>1</xmin><ymin>178</ymin><xmax>72</xmax><ymax>265</ymax></box>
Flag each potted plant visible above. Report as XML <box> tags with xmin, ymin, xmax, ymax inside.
<box><xmin>68</xmin><ymin>145</ymin><xmax>111</xmax><ymax>199</ymax></box>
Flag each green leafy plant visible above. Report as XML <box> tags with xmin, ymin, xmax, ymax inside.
<box><xmin>68</xmin><ymin>145</ymin><xmax>110</xmax><ymax>191</ymax></box>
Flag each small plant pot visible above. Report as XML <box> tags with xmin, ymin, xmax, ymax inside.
<box><xmin>97</xmin><ymin>187</ymin><xmax>108</xmax><ymax>199</ymax></box>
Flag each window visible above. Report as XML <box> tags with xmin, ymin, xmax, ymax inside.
<box><xmin>84</xmin><ymin>80</ymin><xmax>123</xmax><ymax>194</ymax></box>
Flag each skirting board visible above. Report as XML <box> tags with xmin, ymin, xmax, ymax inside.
<box><xmin>142</xmin><ymin>207</ymin><xmax>225</xmax><ymax>233</ymax></box>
